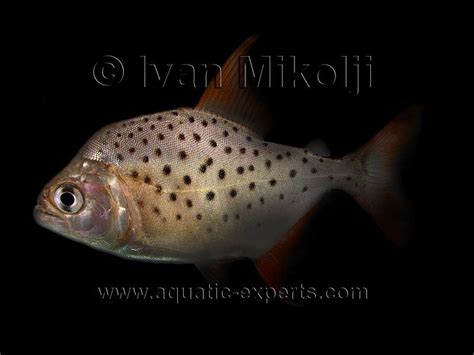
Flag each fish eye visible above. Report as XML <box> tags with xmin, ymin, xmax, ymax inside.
<box><xmin>54</xmin><ymin>184</ymin><xmax>84</xmax><ymax>214</ymax></box>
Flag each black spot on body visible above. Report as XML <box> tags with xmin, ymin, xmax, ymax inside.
<box><xmin>183</xmin><ymin>175</ymin><xmax>192</xmax><ymax>185</ymax></box>
<box><xmin>260</xmin><ymin>197</ymin><xmax>265</xmax><ymax>205</ymax></box>
<box><xmin>172</xmin><ymin>111</ymin><xmax>178</xmax><ymax>116</ymax></box>
<box><xmin>223</xmin><ymin>214</ymin><xmax>228</xmax><ymax>222</ymax></box>
<box><xmin>212</xmin><ymin>118</ymin><xmax>217</xmax><ymax>124</ymax></box>
<box><xmin>155</xmin><ymin>148</ymin><xmax>162</xmax><ymax>157</ymax></box>
<box><xmin>248</xmin><ymin>165</ymin><xmax>255</xmax><ymax>171</ymax></box>
<box><xmin>302</xmin><ymin>157</ymin><xmax>308</xmax><ymax>163</ymax></box>
<box><xmin>279</xmin><ymin>194</ymin><xmax>284</xmax><ymax>200</ymax></box>
<box><xmin>265</xmin><ymin>160</ymin><xmax>272</xmax><ymax>168</ymax></box>
<box><xmin>131</xmin><ymin>171</ymin><xmax>139</xmax><ymax>178</ymax></box>
<box><xmin>311</xmin><ymin>168</ymin><xmax>317</xmax><ymax>174</ymax></box>
<box><xmin>240</xmin><ymin>148</ymin><xmax>246</xmax><ymax>154</ymax></box>
<box><xmin>206</xmin><ymin>158</ymin><xmax>213</xmax><ymax>166</ymax></box>
<box><xmin>253</xmin><ymin>149</ymin><xmax>259</xmax><ymax>156</ymax></box>
<box><xmin>128</xmin><ymin>133</ymin><xmax>133</xmax><ymax>138</ymax></box>
<box><xmin>150</xmin><ymin>124</ymin><xmax>156</xmax><ymax>130</ymax></box>
<box><xmin>230</xmin><ymin>189</ymin><xmax>237</xmax><ymax>198</ymax></box>
<box><xmin>209</xmin><ymin>140</ymin><xmax>217</xmax><ymax>147</ymax></box>
<box><xmin>196</xmin><ymin>214</ymin><xmax>202</xmax><ymax>220</ymax></box>
<box><xmin>224</xmin><ymin>147</ymin><xmax>232</xmax><ymax>154</ymax></box>
<box><xmin>143</xmin><ymin>156</ymin><xmax>149</xmax><ymax>163</ymax></box>
<box><xmin>142</xmin><ymin>138</ymin><xmax>148</xmax><ymax>145</ymax></box>
<box><xmin>163</xmin><ymin>165</ymin><xmax>171</xmax><ymax>175</ymax></box>
<box><xmin>218</xmin><ymin>169</ymin><xmax>226</xmax><ymax>179</ymax></box>
<box><xmin>302</xmin><ymin>186</ymin><xmax>308</xmax><ymax>192</ymax></box>
<box><xmin>276</xmin><ymin>154</ymin><xmax>283</xmax><ymax>160</ymax></box>
<box><xmin>200</xmin><ymin>165</ymin><xmax>207</xmax><ymax>173</ymax></box>
<box><xmin>188</xmin><ymin>116</ymin><xmax>195</xmax><ymax>123</ymax></box>
<box><xmin>178</xmin><ymin>133</ymin><xmax>185</xmax><ymax>141</ymax></box>
<box><xmin>193</xmin><ymin>133</ymin><xmax>201</xmax><ymax>142</ymax></box>
<box><xmin>158</xmin><ymin>133</ymin><xmax>165</xmax><ymax>140</ymax></box>
<box><xmin>176</xmin><ymin>214</ymin><xmax>181</xmax><ymax>220</ymax></box>
<box><xmin>202</xmin><ymin>120</ymin><xmax>208</xmax><ymax>127</ymax></box>
<box><xmin>168</xmin><ymin>124</ymin><xmax>173</xmax><ymax>130</ymax></box>
<box><xmin>179</xmin><ymin>151</ymin><xmax>187</xmax><ymax>160</ymax></box>
<box><xmin>246</xmin><ymin>136</ymin><xmax>252</xmax><ymax>142</ymax></box>
<box><xmin>247</xmin><ymin>203</ymin><xmax>252</xmax><ymax>209</ymax></box>
<box><xmin>129</xmin><ymin>148</ymin><xmax>135</xmax><ymax>154</ymax></box>
<box><xmin>249</xmin><ymin>182</ymin><xmax>255</xmax><ymax>190</ymax></box>
<box><xmin>117</xmin><ymin>154</ymin><xmax>124</xmax><ymax>161</ymax></box>
<box><xmin>138</xmin><ymin>127</ymin><xmax>143</xmax><ymax>132</ymax></box>
<box><xmin>144</xmin><ymin>176</ymin><xmax>151</xmax><ymax>184</ymax></box>
<box><xmin>169</xmin><ymin>193</ymin><xmax>177</xmax><ymax>201</ymax></box>
<box><xmin>206</xmin><ymin>191</ymin><xmax>215</xmax><ymax>200</ymax></box>
<box><xmin>223</xmin><ymin>130</ymin><xmax>229</xmax><ymax>137</ymax></box>
<box><xmin>290</xmin><ymin>169</ymin><xmax>297</xmax><ymax>178</ymax></box>
<box><xmin>237</xmin><ymin>166</ymin><xmax>244</xmax><ymax>175</ymax></box>
<box><xmin>153</xmin><ymin>207</ymin><xmax>160</xmax><ymax>215</ymax></box>
<box><xmin>114</xmin><ymin>142</ymin><xmax>119</xmax><ymax>148</ymax></box>
<box><xmin>269</xmin><ymin>179</ymin><xmax>276</xmax><ymax>186</ymax></box>
<box><xmin>186</xmin><ymin>199</ymin><xmax>193</xmax><ymax>208</ymax></box>
<box><xmin>233</xmin><ymin>126</ymin><xmax>238</xmax><ymax>132</ymax></box>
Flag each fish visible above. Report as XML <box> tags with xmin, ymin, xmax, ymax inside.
<box><xmin>34</xmin><ymin>36</ymin><xmax>422</xmax><ymax>285</ymax></box>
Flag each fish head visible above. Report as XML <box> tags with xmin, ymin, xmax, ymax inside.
<box><xmin>34</xmin><ymin>159</ymin><xmax>132</xmax><ymax>252</ymax></box>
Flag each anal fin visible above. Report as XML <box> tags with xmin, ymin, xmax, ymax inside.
<box><xmin>195</xmin><ymin>260</ymin><xmax>236</xmax><ymax>285</ymax></box>
<box><xmin>255</xmin><ymin>200</ymin><xmax>326</xmax><ymax>289</ymax></box>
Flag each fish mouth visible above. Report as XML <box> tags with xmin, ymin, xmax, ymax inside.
<box><xmin>33</xmin><ymin>203</ymin><xmax>65</xmax><ymax>232</ymax></box>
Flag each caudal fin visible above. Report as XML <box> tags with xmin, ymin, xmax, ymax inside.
<box><xmin>346</xmin><ymin>106</ymin><xmax>423</xmax><ymax>245</ymax></box>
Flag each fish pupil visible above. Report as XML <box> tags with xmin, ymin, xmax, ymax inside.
<box><xmin>60</xmin><ymin>191</ymin><xmax>75</xmax><ymax>207</ymax></box>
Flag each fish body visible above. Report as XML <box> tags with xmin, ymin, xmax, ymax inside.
<box><xmin>34</xmin><ymin>36</ymin><xmax>421</xmax><ymax>283</ymax></box>
<box><xmin>78</xmin><ymin>108</ymin><xmax>354</xmax><ymax>262</ymax></box>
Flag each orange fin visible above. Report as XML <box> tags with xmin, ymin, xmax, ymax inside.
<box><xmin>344</xmin><ymin>105</ymin><xmax>423</xmax><ymax>245</ymax></box>
<box><xmin>195</xmin><ymin>259</ymin><xmax>238</xmax><ymax>284</ymax></box>
<box><xmin>196</xmin><ymin>35</ymin><xmax>272</xmax><ymax>138</ymax></box>
<box><xmin>255</xmin><ymin>200</ymin><xmax>326</xmax><ymax>289</ymax></box>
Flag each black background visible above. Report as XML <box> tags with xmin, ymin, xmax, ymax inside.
<box><xmin>2</xmin><ymin>5</ymin><xmax>462</xmax><ymax>352</ymax></box>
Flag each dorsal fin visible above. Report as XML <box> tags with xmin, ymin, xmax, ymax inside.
<box><xmin>196</xmin><ymin>35</ymin><xmax>272</xmax><ymax>138</ymax></box>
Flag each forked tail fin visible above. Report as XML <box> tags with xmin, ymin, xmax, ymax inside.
<box><xmin>345</xmin><ymin>106</ymin><xmax>423</xmax><ymax>245</ymax></box>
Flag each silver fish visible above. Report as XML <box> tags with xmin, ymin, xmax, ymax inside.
<box><xmin>34</xmin><ymin>36</ymin><xmax>421</xmax><ymax>283</ymax></box>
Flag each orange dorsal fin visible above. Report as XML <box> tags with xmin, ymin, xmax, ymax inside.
<box><xmin>196</xmin><ymin>35</ymin><xmax>272</xmax><ymax>138</ymax></box>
